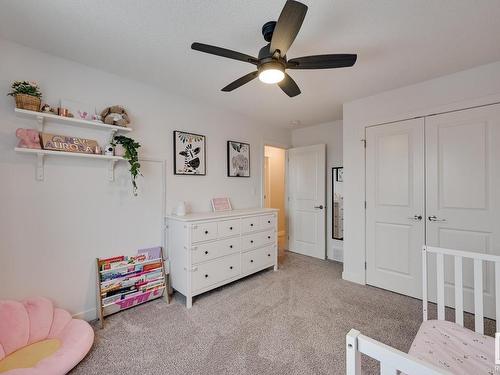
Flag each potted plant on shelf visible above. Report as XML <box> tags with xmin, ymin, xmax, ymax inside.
<box><xmin>112</xmin><ymin>135</ymin><xmax>142</xmax><ymax>196</ymax></box>
<box><xmin>7</xmin><ymin>81</ymin><xmax>42</xmax><ymax>112</ymax></box>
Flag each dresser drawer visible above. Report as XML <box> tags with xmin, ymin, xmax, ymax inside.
<box><xmin>191</xmin><ymin>253</ymin><xmax>241</xmax><ymax>292</ymax></box>
<box><xmin>217</xmin><ymin>219</ymin><xmax>241</xmax><ymax>238</ymax></box>
<box><xmin>241</xmin><ymin>216</ymin><xmax>259</xmax><ymax>233</ymax></box>
<box><xmin>191</xmin><ymin>222</ymin><xmax>217</xmax><ymax>243</ymax></box>
<box><xmin>241</xmin><ymin>245</ymin><xmax>275</xmax><ymax>274</ymax></box>
<box><xmin>260</xmin><ymin>214</ymin><xmax>276</xmax><ymax>230</ymax></box>
<box><xmin>191</xmin><ymin>238</ymin><xmax>240</xmax><ymax>264</ymax></box>
<box><xmin>241</xmin><ymin>232</ymin><xmax>260</xmax><ymax>251</ymax></box>
<box><xmin>260</xmin><ymin>230</ymin><xmax>275</xmax><ymax>246</ymax></box>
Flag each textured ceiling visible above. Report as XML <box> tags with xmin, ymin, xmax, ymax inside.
<box><xmin>1</xmin><ymin>0</ymin><xmax>500</xmax><ymax>128</ymax></box>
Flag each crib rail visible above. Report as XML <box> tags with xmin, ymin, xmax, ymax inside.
<box><xmin>422</xmin><ymin>245</ymin><xmax>500</xmax><ymax>334</ymax></box>
<box><xmin>345</xmin><ymin>329</ymin><xmax>452</xmax><ymax>375</ymax></box>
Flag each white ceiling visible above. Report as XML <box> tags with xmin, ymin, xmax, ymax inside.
<box><xmin>1</xmin><ymin>0</ymin><xmax>500</xmax><ymax>128</ymax></box>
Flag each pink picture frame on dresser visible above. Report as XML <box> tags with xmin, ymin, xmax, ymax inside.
<box><xmin>211</xmin><ymin>197</ymin><xmax>232</xmax><ymax>212</ymax></box>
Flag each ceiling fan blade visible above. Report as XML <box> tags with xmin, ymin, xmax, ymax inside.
<box><xmin>221</xmin><ymin>71</ymin><xmax>259</xmax><ymax>92</ymax></box>
<box><xmin>191</xmin><ymin>42</ymin><xmax>258</xmax><ymax>65</ymax></box>
<box><xmin>287</xmin><ymin>54</ymin><xmax>357</xmax><ymax>69</ymax></box>
<box><xmin>278</xmin><ymin>73</ymin><xmax>301</xmax><ymax>97</ymax></box>
<box><xmin>270</xmin><ymin>0</ymin><xmax>308</xmax><ymax>57</ymax></box>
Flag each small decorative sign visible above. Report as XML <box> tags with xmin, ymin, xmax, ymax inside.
<box><xmin>41</xmin><ymin>133</ymin><xmax>98</xmax><ymax>154</ymax></box>
<box><xmin>211</xmin><ymin>197</ymin><xmax>232</xmax><ymax>212</ymax></box>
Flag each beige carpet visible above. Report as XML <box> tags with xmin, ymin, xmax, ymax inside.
<box><xmin>72</xmin><ymin>252</ymin><xmax>495</xmax><ymax>375</ymax></box>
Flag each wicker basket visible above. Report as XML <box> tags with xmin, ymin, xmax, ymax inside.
<box><xmin>14</xmin><ymin>94</ymin><xmax>41</xmax><ymax>112</ymax></box>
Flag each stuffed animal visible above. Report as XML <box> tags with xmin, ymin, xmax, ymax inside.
<box><xmin>16</xmin><ymin>128</ymin><xmax>41</xmax><ymax>149</ymax></box>
<box><xmin>100</xmin><ymin>105</ymin><xmax>130</xmax><ymax>127</ymax></box>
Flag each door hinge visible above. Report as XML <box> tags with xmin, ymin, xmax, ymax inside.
<box><xmin>361</xmin><ymin>139</ymin><xmax>366</xmax><ymax>148</ymax></box>
<box><xmin>364</xmin><ymin>201</ymin><xmax>367</xmax><ymax>209</ymax></box>
<box><xmin>364</xmin><ymin>261</ymin><xmax>367</xmax><ymax>270</ymax></box>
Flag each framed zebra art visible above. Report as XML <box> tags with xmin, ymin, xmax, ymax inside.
<box><xmin>227</xmin><ymin>141</ymin><xmax>250</xmax><ymax>177</ymax></box>
<box><xmin>173</xmin><ymin>131</ymin><xmax>206</xmax><ymax>175</ymax></box>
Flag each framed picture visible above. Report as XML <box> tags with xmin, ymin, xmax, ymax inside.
<box><xmin>173</xmin><ymin>131</ymin><xmax>206</xmax><ymax>175</ymax></box>
<box><xmin>227</xmin><ymin>141</ymin><xmax>250</xmax><ymax>177</ymax></box>
<box><xmin>336</xmin><ymin>167</ymin><xmax>343</xmax><ymax>182</ymax></box>
<box><xmin>211</xmin><ymin>197</ymin><xmax>232</xmax><ymax>212</ymax></box>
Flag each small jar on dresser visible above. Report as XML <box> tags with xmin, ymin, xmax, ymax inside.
<box><xmin>167</xmin><ymin>208</ymin><xmax>279</xmax><ymax>308</ymax></box>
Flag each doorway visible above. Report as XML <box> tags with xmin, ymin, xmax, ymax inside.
<box><xmin>264</xmin><ymin>146</ymin><xmax>287</xmax><ymax>261</ymax></box>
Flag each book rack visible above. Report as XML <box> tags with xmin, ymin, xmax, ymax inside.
<box><xmin>96</xmin><ymin>247</ymin><xmax>169</xmax><ymax>328</ymax></box>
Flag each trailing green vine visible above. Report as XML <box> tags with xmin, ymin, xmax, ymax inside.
<box><xmin>112</xmin><ymin>135</ymin><xmax>142</xmax><ymax>196</ymax></box>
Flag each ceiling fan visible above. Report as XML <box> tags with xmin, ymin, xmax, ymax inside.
<box><xmin>191</xmin><ymin>0</ymin><xmax>357</xmax><ymax>97</ymax></box>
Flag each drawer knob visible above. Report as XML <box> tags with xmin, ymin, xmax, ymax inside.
<box><xmin>204</xmin><ymin>230</ymin><xmax>209</xmax><ymax>234</ymax></box>
<box><xmin>204</xmin><ymin>251</ymin><xmax>208</xmax><ymax>255</ymax></box>
<box><xmin>205</xmin><ymin>274</ymin><xmax>208</xmax><ymax>278</ymax></box>
<box><xmin>229</xmin><ymin>226</ymin><xmax>233</xmax><ymax>230</ymax></box>
<box><xmin>230</xmin><ymin>245</ymin><xmax>233</xmax><ymax>248</ymax></box>
<box><xmin>250</xmin><ymin>259</ymin><xmax>254</xmax><ymax>263</ymax></box>
<box><xmin>268</xmin><ymin>236</ymin><xmax>271</xmax><ymax>239</ymax></box>
<box><xmin>250</xmin><ymin>223</ymin><xmax>254</xmax><ymax>226</ymax></box>
<box><xmin>268</xmin><ymin>220</ymin><xmax>271</xmax><ymax>224</ymax></box>
<box><xmin>230</xmin><ymin>266</ymin><xmax>233</xmax><ymax>270</ymax></box>
<box><xmin>250</xmin><ymin>240</ymin><xmax>254</xmax><ymax>243</ymax></box>
<box><xmin>268</xmin><ymin>254</ymin><xmax>271</xmax><ymax>257</ymax></box>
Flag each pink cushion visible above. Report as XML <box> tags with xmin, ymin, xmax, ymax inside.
<box><xmin>22</xmin><ymin>298</ymin><xmax>54</xmax><ymax>345</ymax></box>
<box><xmin>0</xmin><ymin>298</ymin><xmax>94</xmax><ymax>374</ymax></box>
<box><xmin>47</xmin><ymin>309</ymin><xmax>72</xmax><ymax>339</ymax></box>
<box><xmin>0</xmin><ymin>301</ymin><xmax>30</xmax><ymax>357</ymax></box>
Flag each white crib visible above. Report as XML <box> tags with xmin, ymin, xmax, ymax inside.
<box><xmin>346</xmin><ymin>245</ymin><xmax>499</xmax><ymax>375</ymax></box>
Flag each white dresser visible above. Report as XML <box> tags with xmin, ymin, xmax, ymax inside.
<box><xmin>167</xmin><ymin>208</ymin><xmax>278</xmax><ymax>308</ymax></box>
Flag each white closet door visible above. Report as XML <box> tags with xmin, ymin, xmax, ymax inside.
<box><xmin>426</xmin><ymin>104</ymin><xmax>500</xmax><ymax>319</ymax></box>
<box><xmin>366</xmin><ymin>119</ymin><xmax>425</xmax><ymax>298</ymax></box>
<box><xmin>288</xmin><ymin>144</ymin><xmax>326</xmax><ymax>259</ymax></box>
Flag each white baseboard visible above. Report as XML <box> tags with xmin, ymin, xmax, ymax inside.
<box><xmin>73</xmin><ymin>307</ymin><xmax>97</xmax><ymax>322</ymax></box>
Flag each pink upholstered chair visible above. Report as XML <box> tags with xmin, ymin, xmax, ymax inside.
<box><xmin>0</xmin><ymin>297</ymin><xmax>94</xmax><ymax>374</ymax></box>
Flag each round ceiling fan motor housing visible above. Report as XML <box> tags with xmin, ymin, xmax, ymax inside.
<box><xmin>262</xmin><ymin>21</ymin><xmax>277</xmax><ymax>42</ymax></box>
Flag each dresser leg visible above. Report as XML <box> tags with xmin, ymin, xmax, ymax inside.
<box><xmin>274</xmin><ymin>264</ymin><xmax>278</xmax><ymax>271</ymax></box>
<box><xmin>186</xmin><ymin>296</ymin><xmax>192</xmax><ymax>309</ymax></box>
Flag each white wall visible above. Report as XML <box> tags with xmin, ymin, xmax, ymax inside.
<box><xmin>343</xmin><ymin>60</ymin><xmax>500</xmax><ymax>284</ymax></box>
<box><xmin>0</xmin><ymin>38</ymin><xmax>291</xmax><ymax>319</ymax></box>
<box><xmin>291</xmin><ymin>120</ymin><xmax>343</xmax><ymax>261</ymax></box>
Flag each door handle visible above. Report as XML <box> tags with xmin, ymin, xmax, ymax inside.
<box><xmin>408</xmin><ymin>215</ymin><xmax>422</xmax><ymax>221</ymax></box>
<box><xmin>314</xmin><ymin>205</ymin><xmax>324</xmax><ymax>209</ymax></box>
<box><xmin>428</xmin><ymin>215</ymin><xmax>446</xmax><ymax>222</ymax></box>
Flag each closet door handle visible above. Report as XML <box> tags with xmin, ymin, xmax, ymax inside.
<box><xmin>314</xmin><ymin>205</ymin><xmax>324</xmax><ymax>209</ymax></box>
<box><xmin>428</xmin><ymin>215</ymin><xmax>446</xmax><ymax>222</ymax></box>
<box><xmin>408</xmin><ymin>215</ymin><xmax>423</xmax><ymax>221</ymax></box>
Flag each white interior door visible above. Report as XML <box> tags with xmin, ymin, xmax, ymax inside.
<box><xmin>288</xmin><ymin>144</ymin><xmax>326</xmax><ymax>259</ymax></box>
<box><xmin>366</xmin><ymin>119</ymin><xmax>425</xmax><ymax>298</ymax></box>
<box><xmin>426</xmin><ymin>104</ymin><xmax>500</xmax><ymax>318</ymax></box>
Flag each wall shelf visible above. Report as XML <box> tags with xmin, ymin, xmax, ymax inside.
<box><xmin>15</xmin><ymin>147</ymin><xmax>125</xmax><ymax>181</ymax></box>
<box><xmin>15</xmin><ymin>108</ymin><xmax>133</xmax><ymax>138</ymax></box>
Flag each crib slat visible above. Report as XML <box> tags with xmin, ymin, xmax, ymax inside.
<box><xmin>454</xmin><ymin>256</ymin><xmax>464</xmax><ymax>326</ymax></box>
<box><xmin>473</xmin><ymin>259</ymin><xmax>484</xmax><ymax>334</ymax></box>
<box><xmin>436</xmin><ymin>253</ymin><xmax>445</xmax><ymax>321</ymax></box>
<box><xmin>422</xmin><ymin>246</ymin><xmax>428</xmax><ymax>321</ymax></box>
<box><xmin>495</xmin><ymin>261</ymin><xmax>500</xmax><ymax>333</ymax></box>
<box><xmin>380</xmin><ymin>363</ymin><xmax>398</xmax><ymax>375</ymax></box>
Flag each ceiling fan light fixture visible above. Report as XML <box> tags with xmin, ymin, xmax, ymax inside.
<box><xmin>258</xmin><ymin>62</ymin><xmax>285</xmax><ymax>84</ymax></box>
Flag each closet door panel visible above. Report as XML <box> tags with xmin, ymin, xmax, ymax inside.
<box><xmin>366</xmin><ymin>118</ymin><xmax>425</xmax><ymax>298</ymax></box>
<box><xmin>426</xmin><ymin>103</ymin><xmax>500</xmax><ymax>319</ymax></box>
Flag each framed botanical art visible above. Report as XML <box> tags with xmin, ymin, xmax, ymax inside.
<box><xmin>227</xmin><ymin>141</ymin><xmax>250</xmax><ymax>177</ymax></box>
<box><xmin>173</xmin><ymin>131</ymin><xmax>206</xmax><ymax>175</ymax></box>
